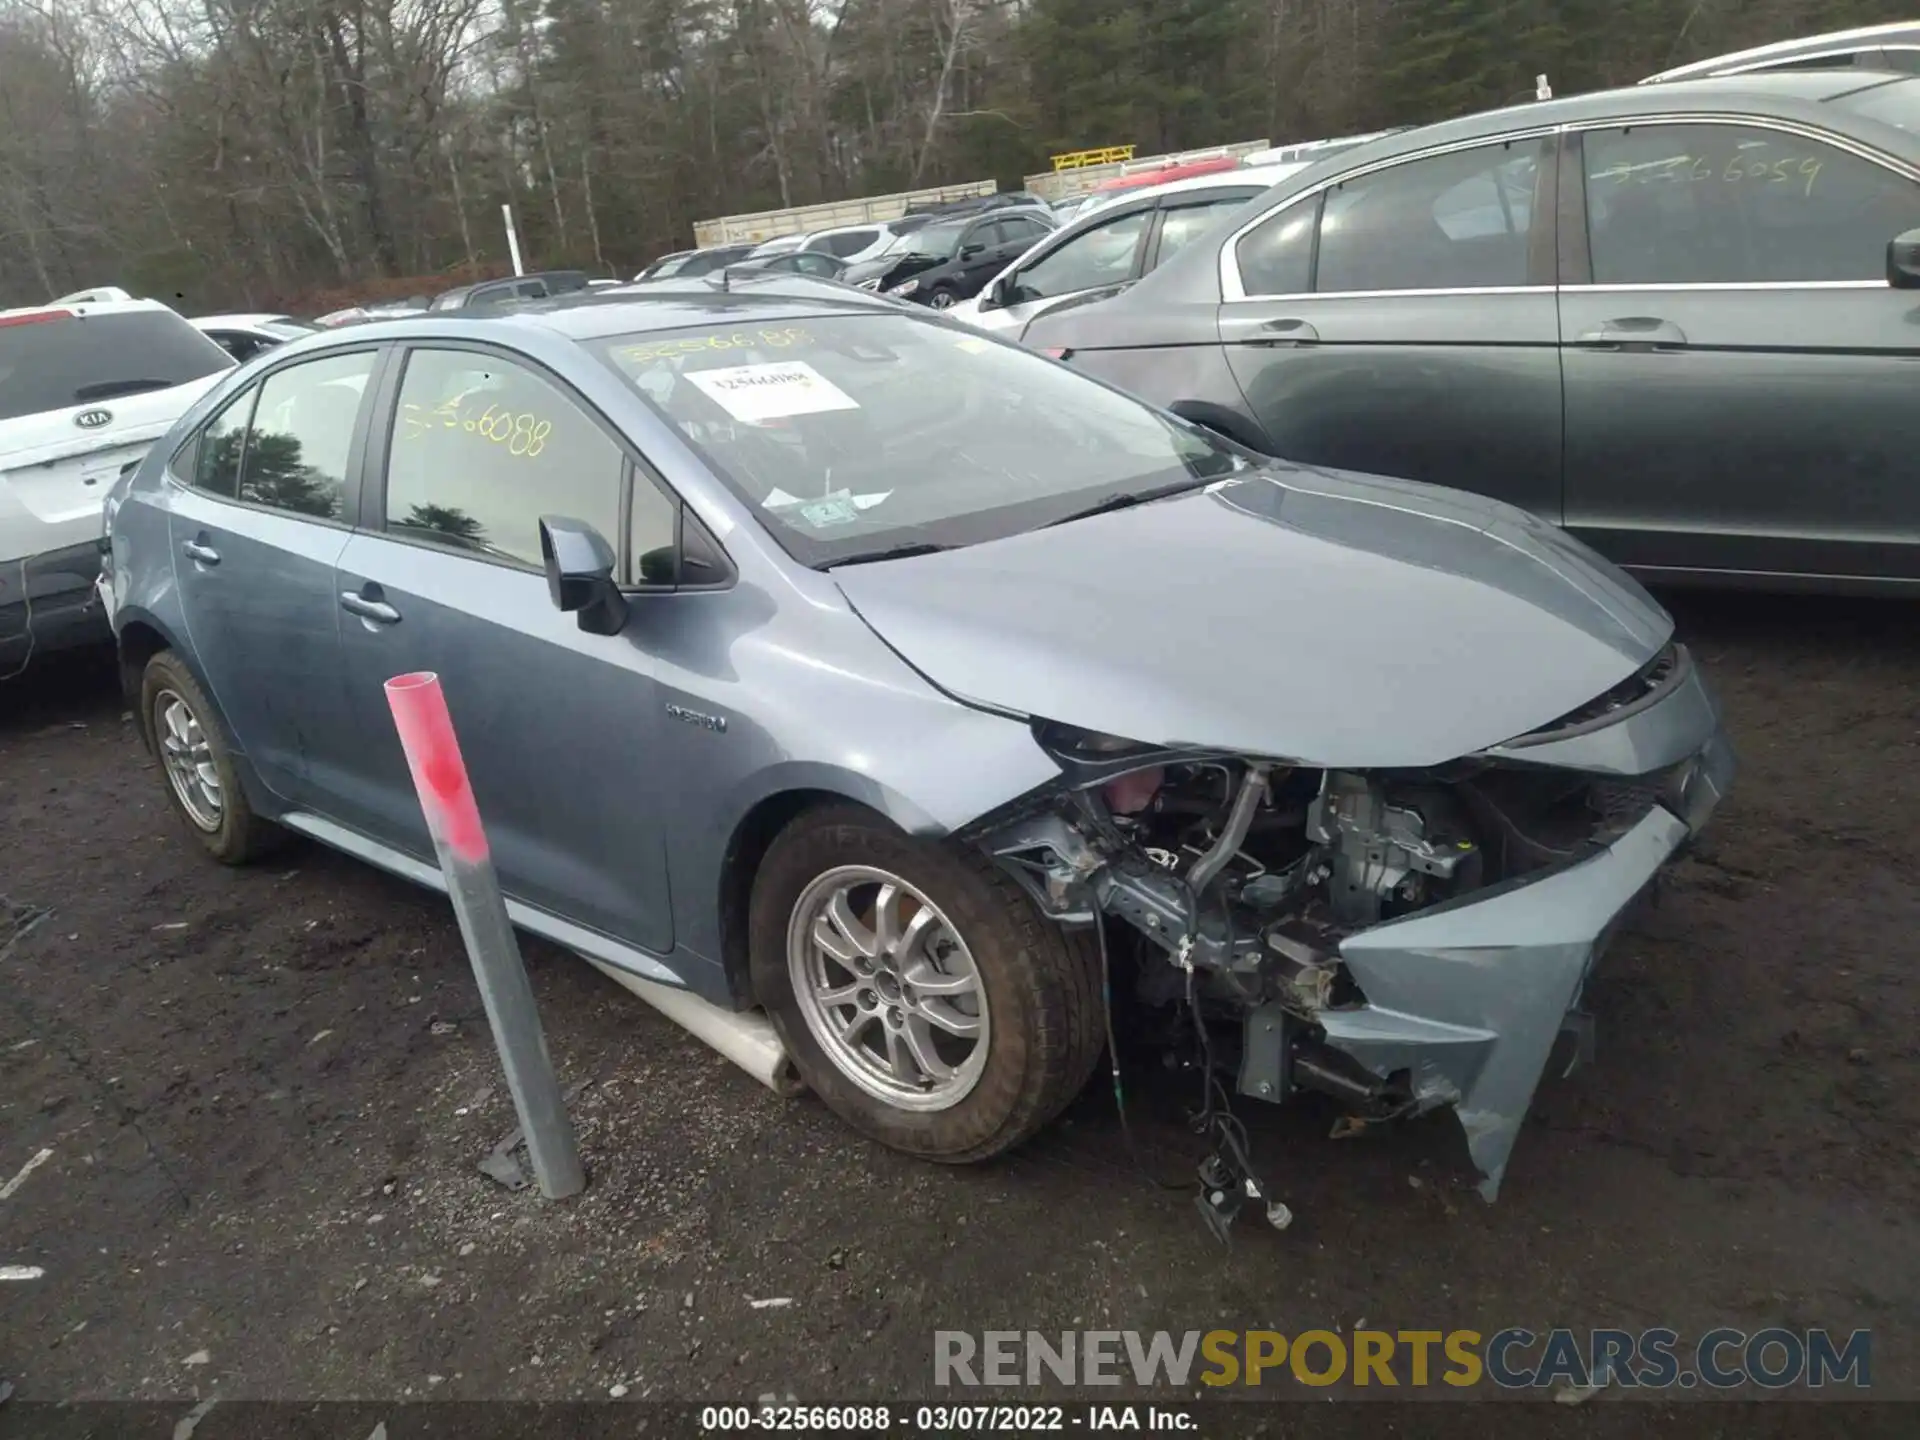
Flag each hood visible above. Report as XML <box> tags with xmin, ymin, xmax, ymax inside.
<box><xmin>832</xmin><ymin>464</ymin><xmax>1673</xmax><ymax>769</ymax></box>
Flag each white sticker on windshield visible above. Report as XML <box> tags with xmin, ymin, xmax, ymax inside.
<box><xmin>686</xmin><ymin>362</ymin><xmax>859</xmax><ymax>423</ymax></box>
<box><xmin>763</xmin><ymin>486</ymin><xmax>893</xmax><ymax>512</ymax></box>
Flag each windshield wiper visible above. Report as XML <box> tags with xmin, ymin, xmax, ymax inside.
<box><xmin>74</xmin><ymin>378</ymin><xmax>174</xmax><ymax>402</ymax></box>
<box><xmin>824</xmin><ymin>541</ymin><xmax>953</xmax><ymax>568</ymax></box>
<box><xmin>1043</xmin><ymin>477</ymin><xmax>1212</xmax><ymax>528</ymax></box>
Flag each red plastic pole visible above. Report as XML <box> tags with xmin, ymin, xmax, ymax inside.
<box><xmin>385</xmin><ymin>672</ymin><xmax>585</xmax><ymax>1200</ymax></box>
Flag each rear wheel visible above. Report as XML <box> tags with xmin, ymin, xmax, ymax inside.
<box><xmin>749</xmin><ymin>805</ymin><xmax>1103</xmax><ymax>1161</ymax></box>
<box><xmin>140</xmin><ymin>651</ymin><xmax>279</xmax><ymax>865</ymax></box>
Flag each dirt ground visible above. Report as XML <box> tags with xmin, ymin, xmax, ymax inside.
<box><xmin>2</xmin><ymin>590</ymin><xmax>1917</xmax><ymax>1420</ymax></box>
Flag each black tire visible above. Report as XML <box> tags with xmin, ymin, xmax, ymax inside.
<box><xmin>923</xmin><ymin>287</ymin><xmax>958</xmax><ymax>310</ymax></box>
<box><xmin>749</xmin><ymin>804</ymin><xmax>1104</xmax><ymax>1162</ymax></box>
<box><xmin>140</xmin><ymin>650</ymin><xmax>280</xmax><ymax>865</ymax></box>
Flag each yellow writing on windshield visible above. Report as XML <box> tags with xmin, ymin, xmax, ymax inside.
<box><xmin>400</xmin><ymin>400</ymin><xmax>553</xmax><ymax>458</ymax></box>
<box><xmin>614</xmin><ymin>326</ymin><xmax>814</xmax><ymax>366</ymax></box>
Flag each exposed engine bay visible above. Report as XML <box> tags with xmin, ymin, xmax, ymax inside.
<box><xmin>968</xmin><ymin>646</ymin><xmax>1734</xmax><ymax>1237</ymax></box>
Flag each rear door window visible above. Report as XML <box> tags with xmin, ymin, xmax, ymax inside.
<box><xmin>1316</xmin><ymin>140</ymin><xmax>1544</xmax><ymax>292</ymax></box>
<box><xmin>0</xmin><ymin>309</ymin><xmax>231</xmax><ymax>422</ymax></box>
<box><xmin>238</xmin><ymin>351</ymin><xmax>375</xmax><ymax>520</ymax></box>
<box><xmin>999</xmin><ymin>214</ymin><xmax>1052</xmax><ymax>246</ymax></box>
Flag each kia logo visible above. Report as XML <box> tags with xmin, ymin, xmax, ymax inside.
<box><xmin>74</xmin><ymin>409</ymin><xmax>113</xmax><ymax>430</ymax></box>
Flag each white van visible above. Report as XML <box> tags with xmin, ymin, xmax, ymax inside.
<box><xmin>1</xmin><ymin>295</ymin><xmax>233</xmax><ymax>676</ymax></box>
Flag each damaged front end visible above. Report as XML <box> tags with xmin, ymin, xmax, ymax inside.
<box><xmin>969</xmin><ymin>640</ymin><xmax>1735</xmax><ymax>1209</ymax></box>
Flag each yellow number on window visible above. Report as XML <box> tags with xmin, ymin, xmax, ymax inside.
<box><xmin>509</xmin><ymin>413</ymin><xmax>536</xmax><ymax>456</ymax></box>
<box><xmin>525</xmin><ymin>419</ymin><xmax>551</xmax><ymax>458</ymax></box>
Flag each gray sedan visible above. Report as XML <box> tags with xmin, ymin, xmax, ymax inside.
<box><xmin>1025</xmin><ymin>70</ymin><xmax>1920</xmax><ymax>593</ymax></box>
<box><xmin>98</xmin><ymin>279</ymin><xmax>1731</xmax><ymax>1203</ymax></box>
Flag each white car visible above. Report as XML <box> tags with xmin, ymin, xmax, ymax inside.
<box><xmin>799</xmin><ymin>220</ymin><xmax>922</xmax><ymax>266</ymax></box>
<box><xmin>745</xmin><ymin>234</ymin><xmax>808</xmax><ymax>260</ymax></box>
<box><xmin>744</xmin><ymin>220</ymin><xmax>929</xmax><ymax>270</ymax></box>
<box><xmin>1</xmin><ymin>296</ymin><xmax>232</xmax><ymax>675</ymax></box>
<box><xmin>191</xmin><ymin>313</ymin><xmax>321</xmax><ymax>363</ymax></box>
<box><xmin>948</xmin><ymin>163</ymin><xmax>1310</xmax><ymax>339</ymax></box>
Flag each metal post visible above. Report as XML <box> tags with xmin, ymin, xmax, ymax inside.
<box><xmin>501</xmin><ymin>203</ymin><xmax>525</xmax><ymax>276</ymax></box>
<box><xmin>384</xmin><ymin>672</ymin><xmax>584</xmax><ymax>1200</ymax></box>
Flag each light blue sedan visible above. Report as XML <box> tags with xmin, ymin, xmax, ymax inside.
<box><xmin>99</xmin><ymin>278</ymin><xmax>1731</xmax><ymax>1201</ymax></box>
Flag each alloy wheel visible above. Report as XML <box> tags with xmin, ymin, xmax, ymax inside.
<box><xmin>154</xmin><ymin>690</ymin><xmax>222</xmax><ymax>832</ymax></box>
<box><xmin>786</xmin><ymin>866</ymin><xmax>989</xmax><ymax>1111</ymax></box>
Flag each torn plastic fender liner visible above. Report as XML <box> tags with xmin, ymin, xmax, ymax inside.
<box><xmin>1328</xmin><ymin>803</ymin><xmax>1692</xmax><ymax>1202</ymax></box>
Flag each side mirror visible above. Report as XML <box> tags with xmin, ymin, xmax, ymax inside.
<box><xmin>959</xmin><ymin>242</ymin><xmax>986</xmax><ymax>260</ymax></box>
<box><xmin>538</xmin><ymin>516</ymin><xmax>628</xmax><ymax>636</ymax></box>
<box><xmin>977</xmin><ymin>278</ymin><xmax>1004</xmax><ymax>311</ymax></box>
<box><xmin>1889</xmin><ymin>228</ymin><xmax>1920</xmax><ymax>289</ymax></box>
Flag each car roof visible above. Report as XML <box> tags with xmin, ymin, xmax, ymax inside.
<box><xmin>1081</xmin><ymin>161</ymin><xmax>1310</xmax><ymax>213</ymax></box>
<box><xmin>434</xmin><ymin>269</ymin><xmax>586</xmax><ymax>304</ymax></box>
<box><xmin>919</xmin><ymin>202</ymin><xmax>1052</xmax><ymax>225</ymax></box>
<box><xmin>300</xmin><ymin>275</ymin><xmax>902</xmax><ymax>347</ymax></box>
<box><xmin>1291</xmin><ymin>70</ymin><xmax>1918</xmax><ymax>175</ymax></box>
<box><xmin>1642</xmin><ymin>20</ymin><xmax>1920</xmax><ymax>83</ymax></box>
<box><xmin>0</xmin><ymin>295</ymin><xmax>178</xmax><ymax>321</ymax></box>
<box><xmin>808</xmin><ymin>220</ymin><xmax>893</xmax><ymax>237</ymax></box>
<box><xmin>191</xmin><ymin>313</ymin><xmax>294</xmax><ymax>329</ymax></box>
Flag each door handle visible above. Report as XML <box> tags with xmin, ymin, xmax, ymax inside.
<box><xmin>339</xmin><ymin>591</ymin><xmax>401</xmax><ymax>625</ymax></box>
<box><xmin>181</xmin><ymin>539</ymin><xmax>220</xmax><ymax>566</ymax></box>
<box><xmin>1575</xmin><ymin>317</ymin><xmax>1688</xmax><ymax>350</ymax></box>
<box><xmin>1246</xmin><ymin>318</ymin><xmax>1319</xmax><ymax>346</ymax></box>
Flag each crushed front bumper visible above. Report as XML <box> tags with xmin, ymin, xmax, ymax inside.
<box><xmin>1280</xmin><ymin>657</ymin><xmax>1735</xmax><ymax>1200</ymax></box>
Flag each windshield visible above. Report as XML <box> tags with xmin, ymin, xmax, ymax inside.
<box><xmin>0</xmin><ymin>309</ymin><xmax>231</xmax><ymax>422</ymax></box>
<box><xmin>893</xmin><ymin>220</ymin><xmax>969</xmax><ymax>259</ymax></box>
<box><xmin>1837</xmin><ymin>76</ymin><xmax>1920</xmax><ymax>134</ymax></box>
<box><xmin>594</xmin><ymin>313</ymin><xmax>1249</xmax><ymax>565</ymax></box>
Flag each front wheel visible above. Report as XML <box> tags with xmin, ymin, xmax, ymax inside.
<box><xmin>924</xmin><ymin>287</ymin><xmax>958</xmax><ymax>310</ymax></box>
<box><xmin>749</xmin><ymin>805</ymin><xmax>1103</xmax><ymax>1161</ymax></box>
